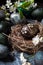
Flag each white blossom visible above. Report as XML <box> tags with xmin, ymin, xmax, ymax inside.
<box><xmin>40</xmin><ymin>37</ymin><xmax>43</xmax><ymax>42</ymax></box>
<box><xmin>22</xmin><ymin>62</ymin><xmax>31</xmax><ymax>65</ymax></box>
<box><xmin>9</xmin><ymin>5</ymin><xmax>14</xmax><ymax>12</ymax></box>
<box><xmin>15</xmin><ymin>1</ymin><xmax>22</xmax><ymax>7</ymax></box>
<box><xmin>32</xmin><ymin>35</ymin><xmax>40</xmax><ymax>46</ymax></box>
<box><xmin>1</xmin><ymin>5</ymin><xmax>6</xmax><ymax>10</ymax></box>
<box><xmin>6</xmin><ymin>0</ymin><xmax>12</xmax><ymax>8</ymax></box>
<box><xmin>33</xmin><ymin>3</ymin><xmax>37</xmax><ymax>8</ymax></box>
<box><xmin>20</xmin><ymin>53</ymin><xmax>27</xmax><ymax>63</ymax></box>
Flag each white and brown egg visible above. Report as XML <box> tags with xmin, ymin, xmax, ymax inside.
<box><xmin>21</xmin><ymin>23</ymin><xmax>39</xmax><ymax>38</ymax></box>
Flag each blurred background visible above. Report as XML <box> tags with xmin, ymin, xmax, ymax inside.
<box><xmin>0</xmin><ymin>0</ymin><xmax>43</xmax><ymax>5</ymax></box>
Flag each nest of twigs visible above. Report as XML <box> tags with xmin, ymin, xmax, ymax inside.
<box><xmin>9</xmin><ymin>21</ymin><xmax>43</xmax><ymax>54</ymax></box>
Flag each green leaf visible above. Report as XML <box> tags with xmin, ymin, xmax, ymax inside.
<box><xmin>18</xmin><ymin>0</ymin><xmax>34</xmax><ymax>8</ymax></box>
<box><xmin>19</xmin><ymin>9</ymin><xmax>24</xmax><ymax>19</ymax></box>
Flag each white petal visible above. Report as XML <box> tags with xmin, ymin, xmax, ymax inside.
<box><xmin>40</xmin><ymin>37</ymin><xmax>43</xmax><ymax>42</ymax></box>
<box><xmin>32</xmin><ymin>35</ymin><xmax>40</xmax><ymax>46</ymax></box>
<box><xmin>20</xmin><ymin>53</ymin><xmax>27</xmax><ymax>63</ymax></box>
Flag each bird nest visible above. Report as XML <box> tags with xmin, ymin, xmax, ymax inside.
<box><xmin>9</xmin><ymin>21</ymin><xmax>43</xmax><ymax>54</ymax></box>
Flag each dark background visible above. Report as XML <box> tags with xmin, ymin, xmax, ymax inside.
<box><xmin>35</xmin><ymin>0</ymin><xmax>43</xmax><ymax>3</ymax></box>
<box><xmin>0</xmin><ymin>0</ymin><xmax>17</xmax><ymax>5</ymax></box>
<box><xmin>0</xmin><ymin>0</ymin><xmax>43</xmax><ymax>5</ymax></box>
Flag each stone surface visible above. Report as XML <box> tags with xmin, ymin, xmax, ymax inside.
<box><xmin>0</xmin><ymin>51</ymin><xmax>42</xmax><ymax>65</ymax></box>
